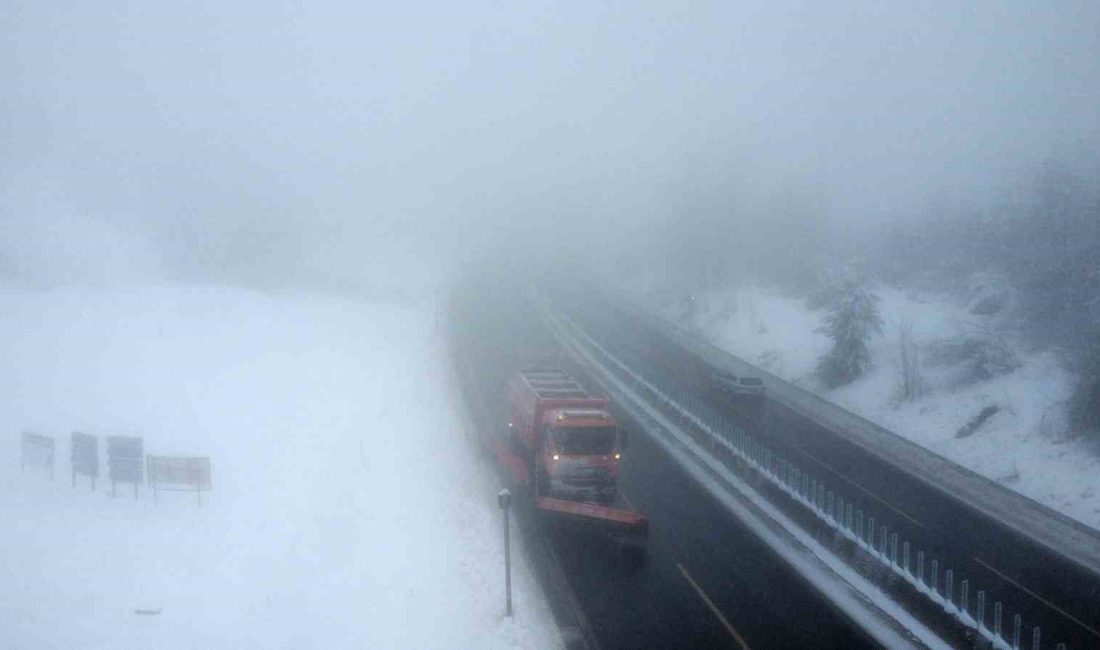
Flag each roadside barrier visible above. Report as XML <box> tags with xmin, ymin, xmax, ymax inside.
<box><xmin>545</xmin><ymin>304</ymin><xmax>1056</xmax><ymax>650</ymax></box>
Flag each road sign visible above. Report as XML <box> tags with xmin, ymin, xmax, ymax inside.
<box><xmin>147</xmin><ymin>456</ymin><xmax>212</xmax><ymax>506</ymax></box>
<box><xmin>107</xmin><ymin>436</ymin><xmax>143</xmax><ymax>498</ymax></box>
<box><xmin>21</xmin><ymin>432</ymin><xmax>54</xmax><ymax>478</ymax></box>
<box><xmin>71</xmin><ymin>432</ymin><xmax>99</xmax><ymax>489</ymax></box>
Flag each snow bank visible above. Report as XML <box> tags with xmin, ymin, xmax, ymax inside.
<box><xmin>675</xmin><ymin>285</ymin><xmax>1100</xmax><ymax>532</ymax></box>
<box><xmin>0</xmin><ymin>284</ymin><xmax>560</xmax><ymax>650</ymax></box>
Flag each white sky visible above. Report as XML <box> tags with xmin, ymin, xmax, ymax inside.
<box><xmin>3</xmin><ymin>1</ymin><xmax>1099</xmax><ymax>288</ymax></box>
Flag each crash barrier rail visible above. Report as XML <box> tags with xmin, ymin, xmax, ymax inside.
<box><xmin>148</xmin><ymin>456</ymin><xmax>212</xmax><ymax>506</ymax></box>
<box><xmin>622</xmin><ymin>296</ymin><xmax>1100</xmax><ymax>580</ymax></box>
<box><xmin>543</xmin><ymin>304</ymin><xmax>1067</xmax><ymax>650</ymax></box>
<box><xmin>21</xmin><ymin>432</ymin><xmax>54</xmax><ymax>477</ymax></box>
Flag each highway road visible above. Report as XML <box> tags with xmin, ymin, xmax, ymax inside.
<box><xmin>556</xmin><ymin>287</ymin><xmax>1100</xmax><ymax>650</ymax></box>
<box><xmin>451</xmin><ymin>277</ymin><xmax>880</xmax><ymax>649</ymax></box>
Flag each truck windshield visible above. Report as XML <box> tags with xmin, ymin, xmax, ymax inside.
<box><xmin>552</xmin><ymin>426</ymin><xmax>616</xmax><ymax>455</ymax></box>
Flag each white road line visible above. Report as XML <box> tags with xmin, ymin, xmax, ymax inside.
<box><xmin>676</xmin><ymin>562</ymin><xmax>752</xmax><ymax>650</ymax></box>
<box><xmin>619</xmin><ymin>490</ymin><xmax>636</xmax><ymax>511</ymax></box>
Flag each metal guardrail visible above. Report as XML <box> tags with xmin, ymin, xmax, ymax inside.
<box><xmin>542</xmin><ymin>301</ymin><xmax>1064</xmax><ymax>650</ymax></box>
<box><xmin>621</xmin><ymin>298</ymin><xmax>1100</xmax><ymax>581</ymax></box>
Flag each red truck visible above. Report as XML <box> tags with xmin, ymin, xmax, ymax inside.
<box><xmin>499</xmin><ymin>367</ymin><xmax>648</xmax><ymax>556</ymax></box>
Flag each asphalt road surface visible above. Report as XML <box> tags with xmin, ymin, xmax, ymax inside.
<box><xmin>451</xmin><ymin>277</ymin><xmax>879</xmax><ymax>649</ymax></box>
<box><xmin>558</xmin><ymin>287</ymin><xmax>1100</xmax><ymax>650</ymax></box>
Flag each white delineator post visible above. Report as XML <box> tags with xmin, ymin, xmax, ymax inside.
<box><xmin>498</xmin><ymin>488</ymin><xmax>513</xmax><ymax>617</ymax></box>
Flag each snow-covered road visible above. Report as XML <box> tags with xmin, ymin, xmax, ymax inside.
<box><xmin>0</xmin><ymin>284</ymin><xmax>560</xmax><ymax>649</ymax></box>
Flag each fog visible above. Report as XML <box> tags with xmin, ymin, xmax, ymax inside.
<box><xmin>4</xmin><ymin>1</ymin><xmax>1099</xmax><ymax>292</ymax></box>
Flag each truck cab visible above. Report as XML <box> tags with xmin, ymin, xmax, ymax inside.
<box><xmin>507</xmin><ymin>368</ymin><xmax>626</xmax><ymax>504</ymax></box>
<box><xmin>539</xmin><ymin>407</ymin><xmax>622</xmax><ymax>504</ymax></box>
<box><xmin>501</xmin><ymin>366</ymin><xmax>647</xmax><ymax>557</ymax></box>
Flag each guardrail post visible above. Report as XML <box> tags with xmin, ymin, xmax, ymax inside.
<box><xmin>945</xmin><ymin>569</ymin><xmax>954</xmax><ymax>611</ymax></box>
<box><xmin>891</xmin><ymin>533</ymin><xmax>898</xmax><ymax>566</ymax></box>
<box><xmin>880</xmin><ymin>526</ymin><xmax>888</xmax><ymax>558</ymax></box>
<box><xmin>1012</xmin><ymin>614</ymin><xmax>1021</xmax><ymax>649</ymax></box>
<box><xmin>931</xmin><ymin>560</ymin><xmax>939</xmax><ymax>595</ymax></box>
<box><xmin>977</xmin><ymin>591</ymin><xmax>986</xmax><ymax>631</ymax></box>
<box><xmin>960</xmin><ymin>579</ymin><xmax>969</xmax><ymax>618</ymax></box>
<box><xmin>826</xmin><ymin>491</ymin><xmax>834</xmax><ymax>523</ymax></box>
<box><xmin>856</xmin><ymin>510</ymin><xmax>864</xmax><ymax>544</ymax></box>
<box><xmin>867</xmin><ymin>517</ymin><xmax>875</xmax><ymax>549</ymax></box>
<box><xmin>917</xmin><ymin>550</ymin><xmax>925</xmax><ymax>586</ymax></box>
<box><xmin>1031</xmin><ymin>626</ymin><xmax>1040</xmax><ymax>650</ymax></box>
<box><xmin>903</xmin><ymin>541</ymin><xmax>910</xmax><ymax>575</ymax></box>
<box><xmin>994</xmin><ymin>601</ymin><xmax>1003</xmax><ymax>639</ymax></box>
<box><xmin>846</xmin><ymin>503</ymin><xmax>854</xmax><ymax>532</ymax></box>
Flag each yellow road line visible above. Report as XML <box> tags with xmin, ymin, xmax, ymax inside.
<box><xmin>677</xmin><ymin>562</ymin><xmax>752</xmax><ymax>650</ymax></box>
<box><xmin>791</xmin><ymin>444</ymin><xmax>925</xmax><ymax>530</ymax></box>
<box><xmin>971</xmin><ymin>556</ymin><xmax>1100</xmax><ymax>640</ymax></box>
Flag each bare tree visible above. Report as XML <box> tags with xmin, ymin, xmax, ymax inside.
<box><xmin>893</xmin><ymin>317</ymin><xmax>925</xmax><ymax>404</ymax></box>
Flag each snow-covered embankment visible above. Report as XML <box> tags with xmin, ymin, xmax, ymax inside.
<box><xmin>674</xmin><ymin>285</ymin><xmax>1100</xmax><ymax>531</ymax></box>
<box><xmin>0</xmin><ymin>284</ymin><xmax>560</xmax><ymax>650</ymax></box>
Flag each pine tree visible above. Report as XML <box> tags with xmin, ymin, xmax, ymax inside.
<box><xmin>816</xmin><ymin>277</ymin><xmax>883</xmax><ymax>388</ymax></box>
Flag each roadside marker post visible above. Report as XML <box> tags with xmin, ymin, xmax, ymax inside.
<box><xmin>498</xmin><ymin>488</ymin><xmax>513</xmax><ymax>617</ymax></box>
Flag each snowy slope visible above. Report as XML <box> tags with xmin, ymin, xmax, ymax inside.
<box><xmin>0</xmin><ymin>284</ymin><xmax>560</xmax><ymax>650</ymax></box>
<box><xmin>670</xmin><ymin>285</ymin><xmax>1100</xmax><ymax>532</ymax></box>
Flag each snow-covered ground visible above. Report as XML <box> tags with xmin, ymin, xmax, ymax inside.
<box><xmin>0</xmin><ymin>284</ymin><xmax>560</xmax><ymax>650</ymax></box>
<box><xmin>666</xmin><ymin>285</ymin><xmax>1100</xmax><ymax>532</ymax></box>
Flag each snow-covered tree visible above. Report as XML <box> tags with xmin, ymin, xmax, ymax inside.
<box><xmin>816</xmin><ymin>276</ymin><xmax>883</xmax><ymax>388</ymax></box>
<box><xmin>893</xmin><ymin>317</ymin><xmax>926</xmax><ymax>403</ymax></box>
